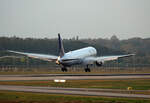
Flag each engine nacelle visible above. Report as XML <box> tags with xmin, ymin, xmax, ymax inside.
<box><xmin>95</xmin><ymin>61</ymin><xmax>103</xmax><ymax>66</ymax></box>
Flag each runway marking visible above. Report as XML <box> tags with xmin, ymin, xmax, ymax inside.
<box><xmin>0</xmin><ymin>85</ymin><xmax>149</xmax><ymax>98</ymax></box>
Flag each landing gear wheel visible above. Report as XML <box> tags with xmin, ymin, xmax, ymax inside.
<box><xmin>87</xmin><ymin>68</ymin><xmax>91</xmax><ymax>72</ymax></box>
<box><xmin>85</xmin><ymin>68</ymin><xmax>87</xmax><ymax>72</ymax></box>
<box><xmin>61</xmin><ymin>67</ymin><xmax>68</xmax><ymax>72</ymax></box>
<box><xmin>84</xmin><ymin>65</ymin><xmax>91</xmax><ymax>72</ymax></box>
<box><xmin>84</xmin><ymin>68</ymin><xmax>91</xmax><ymax>72</ymax></box>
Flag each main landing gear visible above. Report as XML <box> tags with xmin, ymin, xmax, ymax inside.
<box><xmin>61</xmin><ymin>67</ymin><xmax>68</xmax><ymax>72</ymax></box>
<box><xmin>84</xmin><ymin>65</ymin><xmax>91</xmax><ymax>72</ymax></box>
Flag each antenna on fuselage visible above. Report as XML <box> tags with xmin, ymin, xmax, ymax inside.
<box><xmin>58</xmin><ymin>33</ymin><xmax>65</xmax><ymax>57</ymax></box>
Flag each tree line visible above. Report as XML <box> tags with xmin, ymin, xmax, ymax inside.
<box><xmin>0</xmin><ymin>35</ymin><xmax>150</xmax><ymax>67</ymax></box>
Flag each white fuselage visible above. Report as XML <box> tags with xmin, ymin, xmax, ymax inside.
<box><xmin>59</xmin><ymin>47</ymin><xmax>97</xmax><ymax>66</ymax></box>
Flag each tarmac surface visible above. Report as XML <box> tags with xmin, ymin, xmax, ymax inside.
<box><xmin>0</xmin><ymin>74</ymin><xmax>150</xmax><ymax>99</ymax></box>
<box><xmin>0</xmin><ymin>85</ymin><xmax>150</xmax><ymax>98</ymax></box>
<box><xmin>0</xmin><ymin>73</ymin><xmax>150</xmax><ymax>81</ymax></box>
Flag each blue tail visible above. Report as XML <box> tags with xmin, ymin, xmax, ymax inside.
<box><xmin>58</xmin><ymin>33</ymin><xmax>65</xmax><ymax>57</ymax></box>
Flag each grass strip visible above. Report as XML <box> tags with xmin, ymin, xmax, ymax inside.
<box><xmin>0</xmin><ymin>79</ymin><xmax>150</xmax><ymax>90</ymax></box>
<box><xmin>0</xmin><ymin>90</ymin><xmax>150</xmax><ymax>103</ymax></box>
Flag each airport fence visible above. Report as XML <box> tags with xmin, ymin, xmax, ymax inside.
<box><xmin>0</xmin><ymin>64</ymin><xmax>150</xmax><ymax>73</ymax></box>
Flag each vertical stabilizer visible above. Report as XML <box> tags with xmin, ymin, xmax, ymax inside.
<box><xmin>58</xmin><ymin>33</ymin><xmax>65</xmax><ymax>57</ymax></box>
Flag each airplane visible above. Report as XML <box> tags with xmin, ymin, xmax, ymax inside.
<box><xmin>7</xmin><ymin>34</ymin><xmax>135</xmax><ymax>72</ymax></box>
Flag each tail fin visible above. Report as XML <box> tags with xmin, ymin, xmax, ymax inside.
<box><xmin>58</xmin><ymin>33</ymin><xmax>65</xmax><ymax>57</ymax></box>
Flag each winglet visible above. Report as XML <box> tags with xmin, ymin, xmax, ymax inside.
<box><xmin>58</xmin><ymin>33</ymin><xmax>65</xmax><ymax>57</ymax></box>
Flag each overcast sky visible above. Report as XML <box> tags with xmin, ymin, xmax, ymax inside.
<box><xmin>0</xmin><ymin>0</ymin><xmax>150</xmax><ymax>39</ymax></box>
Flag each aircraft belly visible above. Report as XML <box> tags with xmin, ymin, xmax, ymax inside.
<box><xmin>61</xmin><ymin>60</ymin><xmax>82</xmax><ymax>66</ymax></box>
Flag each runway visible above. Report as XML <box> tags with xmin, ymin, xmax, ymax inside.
<box><xmin>0</xmin><ymin>85</ymin><xmax>149</xmax><ymax>98</ymax></box>
<box><xmin>0</xmin><ymin>73</ymin><xmax>150</xmax><ymax>81</ymax></box>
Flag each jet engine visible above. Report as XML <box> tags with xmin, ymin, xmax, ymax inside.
<box><xmin>95</xmin><ymin>61</ymin><xmax>103</xmax><ymax>66</ymax></box>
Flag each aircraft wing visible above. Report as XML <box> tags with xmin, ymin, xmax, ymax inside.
<box><xmin>7</xmin><ymin>50</ymin><xmax>58</xmax><ymax>61</ymax></box>
<box><xmin>0</xmin><ymin>56</ymin><xmax>24</xmax><ymax>59</ymax></box>
<box><xmin>95</xmin><ymin>54</ymin><xmax>135</xmax><ymax>62</ymax></box>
